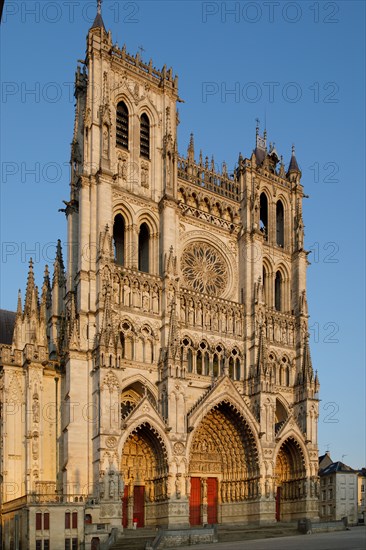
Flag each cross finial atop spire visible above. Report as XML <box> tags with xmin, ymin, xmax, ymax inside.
<box><xmin>97</xmin><ymin>0</ymin><xmax>102</xmax><ymax>15</ymax></box>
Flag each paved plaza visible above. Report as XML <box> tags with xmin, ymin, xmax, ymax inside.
<box><xmin>175</xmin><ymin>526</ymin><xmax>366</xmax><ymax>550</ymax></box>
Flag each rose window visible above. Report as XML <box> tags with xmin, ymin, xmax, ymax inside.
<box><xmin>181</xmin><ymin>243</ymin><xmax>228</xmax><ymax>296</ymax></box>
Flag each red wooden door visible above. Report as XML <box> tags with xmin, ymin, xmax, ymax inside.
<box><xmin>133</xmin><ymin>486</ymin><xmax>145</xmax><ymax>528</ymax></box>
<box><xmin>122</xmin><ymin>486</ymin><xmax>128</xmax><ymax>528</ymax></box>
<box><xmin>207</xmin><ymin>478</ymin><xmax>218</xmax><ymax>524</ymax></box>
<box><xmin>276</xmin><ymin>487</ymin><xmax>281</xmax><ymax>521</ymax></box>
<box><xmin>189</xmin><ymin>477</ymin><xmax>201</xmax><ymax>526</ymax></box>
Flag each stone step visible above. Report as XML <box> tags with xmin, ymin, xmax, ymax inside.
<box><xmin>217</xmin><ymin>522</ymin><xmax>299</xmax><ymax>543</ymax></box>
<box><xmin>110</xmin><ymin>528</ymin><xmax>157</xmax><ymax>550</ymax></box>
<box><xmin>110</xmin><ymin>523</ymin><xmax>300</xmax><ymax>549</ymax></box>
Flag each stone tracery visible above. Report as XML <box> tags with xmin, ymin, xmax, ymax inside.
<box><xmin>181</xmin><ymin>243</ymin><xmax>228</xmax><ymax>296</ymax></box>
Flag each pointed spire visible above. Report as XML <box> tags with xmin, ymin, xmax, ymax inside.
<box><xmin>68</xmin><ymin>292</ymin><xmax>80</xmax><ymax>351</ymax></box>
<box><xmin>91</xmin><ymin>0</ymin><xmax>106</xmax><ymax>30</ymax></box>
<box><xmin>40</xmin><ymin>265</ymin><xmax>51</xmax><ymax>313</ymax></box>
<box><xmin>42</xmin><ymin>265</ymin><xmax>50</xmax><ymax>294</ymax></box>
<box><xmin>53</xmin><ymin>240</ymin><xmax>66</xmax><ymax>288</ymax></box>
<box><xmin>187</xmin><ymin>133</ymin><xmax>195</xmax><ymax>164</ymax></box>
<box><xmin>24</xmin><ymin>259</ymin><xmax>36</xmax><ymax>315</ymax></box>
<box><xmin>56</xmin><ymin>239</ymin><xmax>64</xmax><ymax>268</ymax></box>
<box><xmin>16</xmin><ymin>289</ymin><xmax>22</xmax><ymax>317</ymax></box>
<box><xmin>287</xmin><ymin>144</ymin><xmax>301</xmax><ymax>174</ymax></box>
<box><xmin>302</xmin><ymin>334</ymin><xmax>313</xmax><ymax>383</ymax></box>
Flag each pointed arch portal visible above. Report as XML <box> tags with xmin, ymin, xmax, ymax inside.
<box><xmin>121</xmin><ymin>423</ymin><xmax>168</xmax><ymax>528</ymax></box>
<box><xmin>275</xmin><ymin>437</ymin><xmax>307</xmax><ymax>521</ymax></box>
<box><xmin>189</xmin><ymin>401</ymin><xmax>260</xmax><ymax>525</ymax></box>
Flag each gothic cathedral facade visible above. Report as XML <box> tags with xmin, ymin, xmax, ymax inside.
<box><xmin>0</xmin><ymin>8</ymin><xmax>320</xmax><ymax>549</ymax></box>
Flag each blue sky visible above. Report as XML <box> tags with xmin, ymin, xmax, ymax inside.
<box><xmin>1</xmin><ymin>1</ymin><xmax>365</xmax><ymax>468</ymax></box>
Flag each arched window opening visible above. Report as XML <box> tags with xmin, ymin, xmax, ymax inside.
<box><xmin>260</xmin><ymin>193</ymin><xmax>268</xmax><ymax>240</ymax></box>
<box><xmin>276</xmin><ymin>200</ymin><xmax>284</xmax><ymax>247</ymax></box>
<box><xmin>263</xmin><ymin>266</ymin><xmax>267</xmax><ymax>304</ymax></box>
<box><xmin>116</xmin><ymin>101</ymin><xmax>129</xmax><ymax>149</ymax></box>
<box><xmin>138</xmin><ymin>223</ymin><xmax>150</xmax><ymax>273</ymax></box>
<box><xmin>275</xmin><ymin>271</ymin><xmax>282</xmax><ymax>312</ymax></box>
<box><xmin>140</xmin><ymin>113</ymin><xmax>150</xmax><ymax>159</ymax></box>
<box><xmin>204</xmin><ymin>353</ymin><xmax>210</xmax><ymax>376</ymax></box>
<box><xmin>235</xmin><ymin>358</ymin><xmax>241</xmax><ymax>381</ymax></box>
<box><xmin>220</xmin><ymin>356</ymin><xmax>225</xmax><ymax>375</ymax></box>
<box><xmin>120</xmin><ymin>332</ymin><xmax>125</xmax><ymax>359</ymax></box>
<box><xmin>143</xmin><ymin>340</ymin><xmax>153</xmax><ymax>364</ymax></box>
<box><xmin>113</xmin><ymin>214</ymin><xmax>125</xmax><ymax>266</ymax></box>
<box><xmin>229</xmin><ymin>357</ymin><xmax>234</xmax><ymax>378</ymax></box>
<box><xmin>213</xmin><ymin>354</ymin><xmax>219</xmax><ymax>378</ymax></box>
<box><xmin>187</xmin><ymin>349</ymin><xmax>193</xmax><ymax>373</ymax></box>
<box><xmin>196</xmin><ymin>351</ymin><xmax>202</xmax><ymax>375</ymax></box>
<box><xmin>124</xmin><ymin>336</ymin><xmax>133</xmax><ymax>360</ymax></box>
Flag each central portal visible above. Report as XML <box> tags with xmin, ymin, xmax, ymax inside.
<box><xmin>189</xmin><ymin>402</ymin><xmax>260</xmax><ymax>525</ymax></box>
